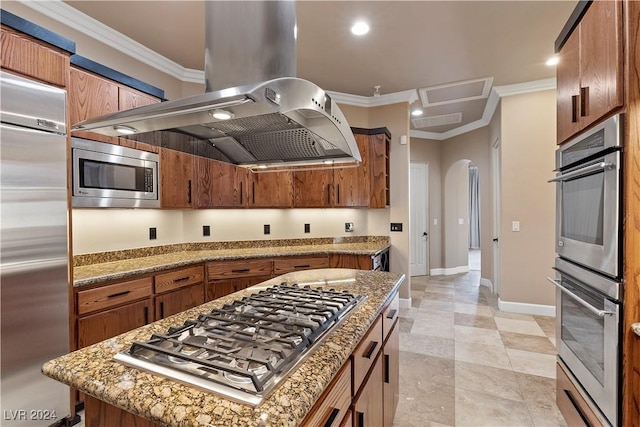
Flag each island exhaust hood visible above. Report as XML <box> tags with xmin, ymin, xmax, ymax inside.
<box><xmin>72</xmin><ymin>2</ymin><xmax>361</xmax><ymax>168</ymax></box>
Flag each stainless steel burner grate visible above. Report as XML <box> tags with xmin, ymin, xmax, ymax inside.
<box><xmin>114</xmin><ymin>283</ymin><xmax>365</xmax><ymax>406</ymax></box>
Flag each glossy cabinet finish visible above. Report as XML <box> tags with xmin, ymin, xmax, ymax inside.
<box><xmin>194</xmin><ymin>157</ymin><xmax>245</xmax><ymax>208</ymax></box>
<box><xmin>247</xmin><ymin>169</ymin><xmax>294</xmax><ymax>208</ymax></box>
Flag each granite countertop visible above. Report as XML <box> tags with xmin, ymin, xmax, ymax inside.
<box><xmin>43</xmin><ymin>269</ymin><xmax>404</xmax><ymax>427</ymax></box>
<box><xmin>633</xmin><ymin>323</ymin><xmax>640</xmax><ymax>337</ymax></box>
<box><xmin>74</xmin><ymin>241</ymin><xmax>390</xmax><ymax>287</ymax></box>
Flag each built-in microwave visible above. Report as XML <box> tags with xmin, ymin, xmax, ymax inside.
<box><xmin>72</xmin><ymin>138</ymin><xmax>160</xmax><ymax>208</ymax></box>
<box><xmin>549</xmin><ymin>114</ymin><xmax>622</xmax><ymax>278</ymax></box>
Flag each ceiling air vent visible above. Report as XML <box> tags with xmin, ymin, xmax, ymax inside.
<box><xmin>412</xmin><ymin>112</ymin><xmax>463</xmax><ymax>129</ymax></box>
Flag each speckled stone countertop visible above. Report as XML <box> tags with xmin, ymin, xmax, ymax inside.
<box><xmin>633</xmin><ymin>323</ymin><xmax>640</xmax><ymax>337</ymax></box>
<box><xmin>74</xmin><ymin>239</ymin><xmax>390</xmax><ymax>288</ymax></box>
<box><xmin>43</xmin><ymin>269</ymin><xmax>404</xmax><ymax>427</ymax></box>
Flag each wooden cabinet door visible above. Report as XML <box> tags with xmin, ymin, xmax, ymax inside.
<box><xmin>334</xmin><ymin>134</ymin><xmax>369</xmax><ymax>207</ymax></box>
<box><xmin>329</xmin><ymin>254</ymin><xmax>374</xmax><ymax>270</ymax></box>
<box><xmin>293</xmin><ymin>169</ymin><xmax>334</xmax><ymax>207</ymax></box>
<box><xmin>194</xmin><ymin>157</ymin><xmax>246</xmax><ymax>208</ymax></box>
<box><xmin>578</xmin><ymin>0</ymin><xmax>623</xmax><ymax>131</ymax></box>
<box><xmin>69</xmin><ymin>67</ymin><xmax>119</xmax><ymax>144</ymax></box>
<box><xmin>248</xmin><ymin>170</ymin><xmax>293</xmax><ymax>208</ymax></box>
<box><xmin>556</xmin><ymin>26</ymin><xmax>582</xmax><ymax>144</ymax></box>
<box><xmin>155</xmin><ymin>284</ymin><xmax>204</xmax><ymax>320</ymax></box>
<box><xmin>119</xmin><ymin>86</ymin><xmax>159</xmax><ymax>110</ymax></box>
<box><xmin>77</xmin><ymin>299</ymin><xmax>151</xmax><ymax>348</ymax></box>
<box><xmin>383</xmin><ymin>323</ymin><xmax>399</xmax><ymax>427</ymax></box>
<box><xmin>205</xmin><ymin>276</ymin><xmax>269</xmax><ymax>301</ymax></box>
<box><xmin>353</xmin><ymin>353</ymin><xmax>383</xmax><ymax>427</ymax></box>
<box><xmin>0</xmin><ymin>27</ymin><xmax>69</xmax><ymax>87</ymax></box>
<box><xmin>369</xmin><ymin>133</ymin><xmax>390</xmax><ymax>208</ymax></box>
<box><xmin>160</xmin><ymin>148</ymin><xmax>194</xmax><ymax>208</ymax></box>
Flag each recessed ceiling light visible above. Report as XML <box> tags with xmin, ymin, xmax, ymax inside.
<box><xmin>351</xmin><ymin>21</ymin><xmax>370</xmax><ymax>36</ymax></box>
<box><xmin>411</xmin><ymin>109</ymin><xmax>423</xmax><ymax>117</ymax></box>
<box><xmin>546</xmin><ymin>56</ymin><xmax>559</xmax><ymax>66</ymax></box>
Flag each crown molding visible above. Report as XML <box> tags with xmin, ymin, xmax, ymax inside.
<box><xmin>494</xmin><ymin>78</ymin><xmax>556</xmax><ymax>97</ymax></box>
<box><xmin>330</xmin><ymin>89</ymin><xmax>419</xmax><ymax>107</ymax></box>
<box><xmin>18</xmin><ymin>0</ymin><xmax>204</xmax><ymax>84</ymax></box>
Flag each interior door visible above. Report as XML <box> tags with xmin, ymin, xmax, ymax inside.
<box><xmin>410</xmin><ymin>163</ymin><xmax>428</xmax><ymax>276</ymax></box>
<box><xmin>491</xmin><ymin>138</ymin><xmax>501</xmax><ymax>295</ymax></box>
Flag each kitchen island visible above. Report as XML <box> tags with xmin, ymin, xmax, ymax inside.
<box><xmin>43</xmin><ymin>268</ymin><xmax>403</xmax><ymax>426</ymax></box>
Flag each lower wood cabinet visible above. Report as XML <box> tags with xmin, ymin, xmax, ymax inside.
<box><xmin>205</xmin><ymin>259</ymin><xmax>273</xmax><ymax>301</ymax></box>
<box><xmin>77</xmin><ymin>299</ymin><xmax>152</xmax><ymax>348</ymax></box>
<box><xmin>383</xmin><ymin>322</ymin><xmax>400</xmax><ymax>427</ymax></box>
<box><xmin>353</xmin><ymin>353</ymin><xmax>384</xmax><ymax>427</ymax></box>
<box><xmin>84</xmin><ymin>395</ymin><xmax>162</xmax><ymax>427</ymax></box>
<box><xmin>303</xmin><ymin>360</ymin><xmax>352</xmax><ymax>427</ymax></box>
<box><xmin>556</xmin><ymin>361</ymin><xmax>604</xmax><ymax>427</ymax></box>
<box><xmin>155</xmin><ymin>284</ymin><xmax>204</xmax><ymax>320</ymax></box>
<box><xmin>273</xmin><ymin>256</ymin><xmax>330</xmax><ymax>275</ymax></box>
<box><xmin>330</xmin><ymin>254</ymin><xmax>377</xmax><ymax>271</ymax></box>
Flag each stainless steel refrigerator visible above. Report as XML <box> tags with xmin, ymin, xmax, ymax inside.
<box><xmin>1</xmin><ymin>71</ymin><xmax>70</xmax><ymax>426</ymax></box>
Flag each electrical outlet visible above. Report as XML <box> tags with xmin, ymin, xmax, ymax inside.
<box><xmin>264</xmin><ymin>224</ymin><xmax>270</xmax><ymax>235</ymax></box>
<box><xmin>203</xmin><ymin>225</ymin><xmax>211</xmax><ymax>236</ymax></box>
<box><xmin>390</xmin><ymin>223</ymin><xmax>403</xmax><ymax>232</ymax></box>
<box><xmin>345</xmin><ymin>222</ymin><xmax>354</xmax><ymax>232</ymax></box>
<box><xmin>149</xmin><ymin>227</ymin><xmax>157</xmax><ymax>240</ymax></box>
<box><xmin>304</xmin><ymin>223</ymin><xmax>310</xmax><ymax>233</ymax></box>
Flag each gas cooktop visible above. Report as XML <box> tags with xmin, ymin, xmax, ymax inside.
<box><xmin>114</xmin><ymin>283</ymin><xmax>365</xmax><ymax>406</ymax></box>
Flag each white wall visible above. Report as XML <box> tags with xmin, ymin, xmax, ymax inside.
<box><xmin>72</xmin><ymin>208</ymin><xmax>389</xmax><ymax>254</ymax></box>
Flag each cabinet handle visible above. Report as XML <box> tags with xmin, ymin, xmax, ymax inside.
<box><xmin>571</xmin><ymin>95</ymin><xmax>579</xmax><ymax>123</ymax></box>
<box><xmin>107</xmin><ymin>290</ymin><xmax>130</xmax><ymax>299</ymax></box>
<box><xmin>252</xmin><ymin>182</ymin><xmax>255</xmax><ymax>204</ymax></box>
<box><xmin>580</xmin><ymin>86</ymin><xmax>589</xmax><ymax>117</ymax></box>
<box><xmin>294</xmin><ymin>264</ymin><xmax>311</xmax><ymax>269</ymax></box>
<box><xmin>357</xmin><ymin>411</ymin><xmax>365</xmax><ymax>427</ymax></box>
<box><xmin>327</xmin><ymin>184</ymin><xmax>332</xmax><ymax>204</ymax></box>
<box><xmin>386</xmin><ymin>309</ymin><xmax>397</xmax><ymax>320</ymax></box>
<box><xmin>143</xmin><ymin>306</ymin><xmax>149</xmax><ymax>324</ymax></box>
<box><xmin>363</xmin><ymin>340</ymin><xmax>378</xmax><ymax>359</ymax></box>
<box><xmin>232</xmin><ymin>268</ymin><xmax>251</xmax><ymax>273</ymax></box>
<box><xmin>337</xmin><ymin>184</ymin><xmax>340</xmax><ymax>204</ymax></box>
<box><xmin>384</xmin><ymin>354</ymin><xmax>390</xmax><ymax>383</ymax></box>
<box><xmin>323</xmin><ymin>407</ymin><xmax>341</xmax><ymax>427</ymax></box>
<box><xmin>240</xmin><ymin>181</ymin><xmax>243</xmax><ymax>204</ymax></box>
<box><xmin>159</xmin><ymin>301</ymin><xmax>165</xmax><ymax>319</ymax></box>
<box><xmin>187</xmin><ymin>179</ymin><xmax>192</xmax><ymax>204</ymax></box>
<box><xmin>174</xmin><ymin>276</ymin><xmax>190</xmax><ymax>283</ymax></box>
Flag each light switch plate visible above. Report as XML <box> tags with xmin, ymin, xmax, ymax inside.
<box><xmin>512</xmin><ymin>221</ymin><xmax>520</xmax><ymax>232</ymax></box>
<box><xmin>390</xmin><ymin>223</ymin><xmax>403</xmax><ymax>232</ymax></box>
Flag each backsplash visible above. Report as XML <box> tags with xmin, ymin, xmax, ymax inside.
<box><xmin>72</xmin><ymin>208</ymin><xmax>390</xmax><ymax>255</ymax></box>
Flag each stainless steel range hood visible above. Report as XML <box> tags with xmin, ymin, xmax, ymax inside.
<box><xmin>72</xmin><ymin>2</ymin><xmax>360</xmax><ymax>168</ymax></box>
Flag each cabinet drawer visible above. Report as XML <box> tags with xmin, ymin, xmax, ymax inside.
<box><xmin>207</xmin><ymin>259</ymin><xmax>273</xmax><ymax>281</ymax></box>
<box><xmin>77</xmin><ymin>277</ymin><xmax>153</xmax><ymax>316</ymax></box>
<box><xmin>273</xmin><ymin>256</ymin><xmax>329</xmax><ymax>274</ymax></box>
<box><xmin>155</xmin><ymin>265</ymin><xmax>204</xmax><ymax>294</ymax></box>
<box><xmin>352</xmin><ymin>315</ymin><xmax>383</xmax><ymax>395</ymax></box>
<box><xmin>556</xmin><ymin>362</ymin><xmax>604</xmax><ymax>427</ymax></box>
<box><xmin>1</xmin><ymin>27</ymin><xmax>68</xmax><ymax>87</ymax></box>
<box><xmin>302</xmin><ymin>360</ymin><xmax>352</xmax><ymax>427</ymax></box>
<box><xmin>382</xmin><ymin>291</ymin><xmax>399</xmax><ymax>341</ymax></box>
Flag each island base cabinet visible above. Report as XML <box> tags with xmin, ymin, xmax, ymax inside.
<box><xmin>84</xmin><ymin>395</ymin><xmax>162</xmax><ymax>427</ymax></box>
<box><xmin>383</xmin><ymin>322</ymin><xmax>399</xmax><ymax>427</ymax></box>
<box><xmin>352</xmin><ymin>353</ymin><xmax>384</xmax><ymax>427</ymax></box>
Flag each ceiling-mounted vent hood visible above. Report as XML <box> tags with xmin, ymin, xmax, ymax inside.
<box><xmin>72</xmin><ymin>2</ymin><xmax>361</xmax><ymax>168</ymax></box>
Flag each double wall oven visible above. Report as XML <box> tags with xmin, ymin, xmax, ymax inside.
<box><xmin>549</xmin><ymin>113</ymin><xmax>623</xmax><ymax>426</ymax></box>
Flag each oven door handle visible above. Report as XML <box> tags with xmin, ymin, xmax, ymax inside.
<box><xmin>547</xmin><ymin>277</ymin><xmax>614</xmax><ymax>317</ymax></box>
<box><xmin>547</xmin><ymin>161</ymin><xmax>615</xmax><ymax>183</ymax></box>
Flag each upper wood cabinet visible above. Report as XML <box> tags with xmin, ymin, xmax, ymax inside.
<box><xmin>248</xmin><ymin>170</ymin><xmax>294</xmax><ymax>208</ymax></box>
<box><xmin>292</xmin><ymin>128</ymin><xmax>390</xmax><ymax>208</ymax></box>
<box><xmin>160</xmin><ymin>148</ymin><xmax>194</xmax><ymax>209</ymax></box>
<box><xmin>556</xmin><ymin>0</ymin><xmax>623</xmax><ymax>144</ymax></box>
<box><xmin>0</xmin><ymin>26</ymin><xmax>70</xmax><ymax>87</ymax></box>
<box><xmin>194</xmin><ymin>157</ymin><xmax>246</xmax><ymax>208</ymax></box>
<box><xmin>69</xmin><ymin>66</ymin><xmax>161</xmax><ymax>145</ymax></box>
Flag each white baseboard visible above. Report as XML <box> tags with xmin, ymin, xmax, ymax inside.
<box><xmin>430</xmin><ymin>265</ymin><xmax>470</xmax><ymax>276</ymax></box>
<box><xmin>479</xmin><ymin>278</ymin><xmax>493</xmax><ymax>292</ymax></box>
<box><xmin>399</xmin><ymin>298</ymin><xmax>411</xmax><ymax>309</ymax></box>
<box><xmin>497</xmin><ymin>298</ymin><xmax>556</xmax><ymax>317</ymax></box>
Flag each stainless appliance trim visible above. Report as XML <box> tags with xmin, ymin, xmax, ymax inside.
<box><xmin>0</xmin><ymin>70</ymin><xmax>70</xmax><ymax>426</ymax></box>
<box><xmin>547</xmin><ymin>277</ymin><xmax>615</xmax><ymax>317</ymax></box>
<box><xmin>554</xmin><ymin>256</ymin><xmax>620</xmax><ymax>300</ymax></box>
<box><xmin>553</xmin><ymin>259</ymin><xmax>620</xmax><ymax>426</ymax></box>
<box><xmin>553</xmin><ymin>114</ymin><xmax>622</xmax><ymax>278</ymax></box>
<box><xmin>548</xmin><ymin>161</ymin><xmax>615</xmax><ymax>182</ymax></box>
<box><xmin>71</xmin><ymin>138</ymin><xmax>160</xmax><ymax>208</ymax></box>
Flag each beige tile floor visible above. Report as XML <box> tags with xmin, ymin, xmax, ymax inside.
<box><xmin>393</xmin><ymin>269</ymin><xmax>568</xmax><ymax>427</ymax></box>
